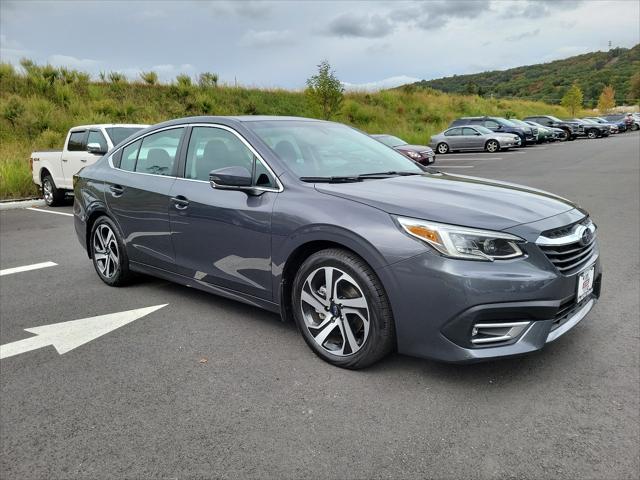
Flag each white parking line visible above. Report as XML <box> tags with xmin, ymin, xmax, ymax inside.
<box><xmin>0</xmin><ymin>261</ymin><xmax>57</xmax><ymax>277</ymax></box>
<box><xmin>26</xmin><ymin>207</ymin><xmax>73</xmax><ymax>217</ymax></box>
<box><xmin>437</xmin><ymin>165</ymin><xmax>475</xmax><ymax>169</ymax></box>
<box><xmin>437</xmin><ymin>157</ymin><xmax>503</xmax><ymax>161</ymax></box>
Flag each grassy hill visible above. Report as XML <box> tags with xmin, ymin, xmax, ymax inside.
<box><xmin>0</xmin><ymin>61</ymin><xmax>579</xmax><ymax>199</ymax></box>
<box><xmin>412</xmin><ymin>45</ymin><xmax>640</xmax><ymax>106</ymax></box>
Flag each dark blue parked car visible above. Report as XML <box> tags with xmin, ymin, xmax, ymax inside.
<box><xmin>73</xmin><ymin>116</ymin><xmax>602</xmax><ymax>368</ymax></box>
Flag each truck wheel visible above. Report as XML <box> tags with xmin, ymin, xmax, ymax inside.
<box><xmin>42</xmin><ymin>174</ymin><xmax>65</xmax><ymax>207</ymax></box>
<box><xmin>90</xmin><ymin>216</ymin><xmax>133</xmax><ymax>287</ymax></box>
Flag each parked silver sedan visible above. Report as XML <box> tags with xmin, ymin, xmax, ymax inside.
<box><xmin>429</xmin><ymin>125</ymin><xmax>521</xmax><ymax>154</ymax></box>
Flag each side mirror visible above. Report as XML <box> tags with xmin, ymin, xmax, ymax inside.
<box><xmin>209</xmin><ymin>166</ymin><xmax>253</xmax><ymax>190</ymax></box>
<box><xmin>496</xmin><ymin>125</ymin><xmax>502</xmax><ymax>130</ymax></box>
<box><xmin>474</xmin><ymin>132</ymin><xmax>481</xmax><ymax>136</ymax></box>
<box><xmin>87</xmin><ymin>142</ymin><xmax>107</xmax><ymax>155</ymax></box>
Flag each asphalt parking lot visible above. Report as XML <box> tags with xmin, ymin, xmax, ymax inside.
<box><xmin>1</xmin><ymin>133</ymin><xmax>639</xmax><ymax>479</ymax></box>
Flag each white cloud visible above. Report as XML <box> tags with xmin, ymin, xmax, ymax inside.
<box><xmin>239</xmin><ymin>29</ymin><xmax>293</xmax><ymax>48</ymax></box>
<box><xmin>47</xmin><ymin>54</ymin><xmax>101</xmax><ymax>69</ymax></box>
<box><xmin>342</xmin><ymin>75</ymin><xmax>421</xmax><ymax>91</ymax></box>
<box><xmin>0</xmin><ymin>34</ymin><xmax>31</xmax><ymax>62</ymax></box>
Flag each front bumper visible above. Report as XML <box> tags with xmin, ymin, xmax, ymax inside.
<box><xmin>378</xmin><ymin>218</ymin><xmax>602</xmax><ymax>363</ymax></box>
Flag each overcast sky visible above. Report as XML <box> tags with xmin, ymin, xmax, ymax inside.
<box><xmin>1</xmin><ymin>0</ymin><xmax>638</xmax><ymax>90</ymax></box>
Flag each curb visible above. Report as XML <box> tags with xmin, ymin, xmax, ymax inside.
<box><xmin>0</xmin><ymin>199</ymin><xmax>46</xmax><ymax>210</ymax></box>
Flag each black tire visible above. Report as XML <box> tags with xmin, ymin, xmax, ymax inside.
<box><xmin>560</xmin><ymin>129</ymin><xmax>571</xmax><ymax>141</ymax></box>
<box><xmin>485</xmin><ymin>139</ymin><xmax>499</xmax><ymax>153</ymax></box>
<box><xmin>90</xmin><ymin>215</ymin><xmax>133</xmax><ymax>287</ymax></box>
<box><xmin>587</xmin><ymin>129</ymin><xmax>598</xmax><ymax>139</ymax></box>
<box><xmin>292</xmin><ymin>248</ymin><xmax>396</xmax><ymax>369</ymax></box>
<box><xmin>436</xmin><ymin>142</ymin><xmax>449</xmax><ymax>154</ymax></box>
<box><xmin>632</xmin><ymin>123</ymin><xmax>639</xmax><ymax>131</ymax></box>
<box><xmin>42</xmin><ymin>173</ymin><xmax>65</xmax><ymax>207</ymax></box>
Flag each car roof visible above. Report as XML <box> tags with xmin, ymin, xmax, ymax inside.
<box><xmin>70</xmin><ymin>123</ymin><xmax>149</xmax><ymax>130</ymax></box>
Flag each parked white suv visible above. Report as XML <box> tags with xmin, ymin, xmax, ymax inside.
<box><xmin>31</xmin><ymin>124</ymin><xmax>148</xmax><ymax>206</ymax></box>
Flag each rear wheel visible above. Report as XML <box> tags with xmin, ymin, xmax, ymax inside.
<box><xmin>436</xmin><ymin>142</ymin><xmax>449</xmax><ymax>154</ymax></box>
<box><xmin>42</xmin><ymin>174</ymin><xmax>65</xmax><ymax>207</ymax></box>
<box><xmin>485</xmin><ymin>140</ymin><xmax>499</xmax><ymax>153</ymax></box>
<box><xmin>292</xmin><ymin>249</ymin><xmax>395</xmax><ymax>369</ymax></box>
<box><xmin>90</xmin><ymin>216</ymin><xmax>133</xmax><ymax>287</ymax></box>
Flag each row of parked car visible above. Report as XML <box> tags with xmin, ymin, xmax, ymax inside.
<box><xmin>373</xmin><ymin>113</ymin><xmax>640</xmax><ymax>164</ymax></box>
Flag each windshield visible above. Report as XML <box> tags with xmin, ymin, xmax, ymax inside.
<box><xmin>474</xmin><ymin>126</ymin><xmax>493</xmax><ymax>134</ymax></box>
<box><xmin>106</xmin><ymin>127</ymin><xmax>145</xmax><ymax>147</ymax></box>
<box><xmin>547</xmin><ymin>115</ymin><xmax>563</xmax><ymax>122</ymax></box>
<box><xmin>496</xmin><ymin>117</ymin><xmax>517</xmax><ymax>127</ymax></box>
<box><xmin>246</xmin><ymin>121</ymin><xmax>423</xmax><ymax>178</ymax></box>
<box><xmin>374</xmin><ymin>135</ymin><xmax>407</xmax><ymax>148</ymax></box>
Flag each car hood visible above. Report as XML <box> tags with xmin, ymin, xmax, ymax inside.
<box><xmin>315</xmin><ymin>173</ymin><xmax>577</xmax><ymax>231</ymax></box>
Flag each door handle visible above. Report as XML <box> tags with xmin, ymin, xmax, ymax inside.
<box><xmin>81</xmin><ymin>159</ymin><xmax>87</xmax><ymax>163</ymax></box>
<box><xmin>170</xmin><ymin>196</ymin><xmax>189</xmax><ymax>210</ymax></box>
<box><xmin>109</xmin><ymin>184</ymin><xmax>124</xmax><ymax>196</ymax></box>
<box><xmin>62</xmin><ymin>159</ymin><xmax>68</xmax><ymax>162</ymax></box>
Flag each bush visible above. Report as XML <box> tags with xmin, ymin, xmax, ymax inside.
<box><xmin>3</xmin><ymin>96</ymin><xmax>25</xmax><ymax>126</ymax></box>
<box><xmin>140</xmin><ymin>71</ymin><xmax>159</xmax><ymax>85</ymax></box>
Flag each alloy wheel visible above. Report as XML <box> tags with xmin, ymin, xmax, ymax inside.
<box><xmin>43</xmin><ymin>179</ymin><xmax>53</xmax><ymax>204</ymax></box>
<box><xmin>93</xmin><ymin>224</ymin><xmax>120</xmax><ymax>278</ymax></box>
<box><xmin>437</xmin><ymin>143</ymin><xmax>449</xmax><ymax>154</ymax></box>
<box><xmin>486</xmin><ymin>140</ymin><xmax>498</xmax><ymax>153</ymax></box>
<box><xmin>587</xmin><ymin>130</ymin><xmax>597</xmax><ymax>139</ymax></box>
<box><xmin>300</xmin><ymin>266</ymin><xmax>370</xmax><ymax>356</ymax></box>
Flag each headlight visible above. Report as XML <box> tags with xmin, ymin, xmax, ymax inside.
<box><xmin>397</xmin><ymin>217</ymin><xmax>525</xmax><ymax>261</ymax></box>
<box><xmin>406</xmin><ymin>151</ymin><xmax>421</xmax><ymax>159</ymax></box>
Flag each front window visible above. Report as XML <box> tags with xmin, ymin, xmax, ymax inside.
<box><xmin>246</xmin><ymin>121</ymin><xmax>422</xmax><ymax>178</ymax></box>
<box><xmin>496</xmin><ymin>118</ymin><xmax>517</xmax><ymax>127</ymax></box>
<box><xmin>474</xmin><ymin>126</ymin><xmax>493</xmax><ymax>134</ymax></box>
<box><xmin>106</xmin><ymin>127</ymin><xmax>145</xmax><ymax>147</ymax></box>
<box><xmin>87</xmin><ymin>130</ymin><xmax>108</xmax><ymax>152</ymax></box>
<box><xmin>375</xmin><ymin>135</ymin><xmax>407</xmax><ymax>148</ymax></box>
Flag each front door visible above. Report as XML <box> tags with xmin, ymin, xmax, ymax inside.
<box><xmin>105</xmin><ymin>127</ymin><xmax>185</xmax><ymax>270</ymax></box>
<box><xmin>168</xmin><ymin>125</ymin><xmax>280</xmax><ymax>300</ymax></box>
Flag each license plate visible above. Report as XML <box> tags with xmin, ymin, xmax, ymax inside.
<box><xmin>577</xmin><ymin>265</ymin><xmax>595</xmax><ymax>303</ymax></box>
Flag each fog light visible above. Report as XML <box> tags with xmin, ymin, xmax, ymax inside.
<box><xmin>471</xmin><ymin>321</ymin><xmax>530</xmax><ymax>345</ymax></box>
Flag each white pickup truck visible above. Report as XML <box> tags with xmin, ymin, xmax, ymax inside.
<box><xmin>31</xmin><ymin>124</ymin><xmax>148</xmax><ymax>206</ymax></box>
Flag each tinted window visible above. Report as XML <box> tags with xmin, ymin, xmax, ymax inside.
<box><xmin>67</xmin><ymin>131</ymin><xmax>86</xmax><ymax>151</ymax></box>
<box><xmin>185</xmin><ymin>127</ymin><xmax>255</xmax><ymax>181</ymax></box>
<box><xmin>120</xmin><ymin>140</ymin><xmax>141</xmax><ymax>172</ymax></box>
<box><xmin>106</xmin><ymin>127</ymin><xmax>145</xmax><ymax>147</ymax></box>
<box><xmin>462</xmin><ymin>127</ymin><xmax>478</xmax><ymax>135</ymax></box>
<box><xmin>445</xmin><ymin>128</ymin><xmax>462</xmax><ymax>136</ymax></box>
<box><xmin>484</xmin><ymin>120</ymin><xmax>500</xmax><ymax>129</ymax></box>
<box><xmin>135</xmin><ymin>128</ymin><xmax>184</xmax><ymax>176</ymax></box>
<box><xmin>87</xmin><ymin>130</ymin><xmax>108</xmax><ymax>152</ymax></box>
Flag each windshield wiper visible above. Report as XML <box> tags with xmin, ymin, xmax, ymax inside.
<box><xmin>356</xmin><ymin>171</ymin><xmax>422</xmax><ymax>178</ymax></box>
<box><xmin>299</xmin><ymin>176</ymin><xmax>361</xmax><ymax>183</ymax></box>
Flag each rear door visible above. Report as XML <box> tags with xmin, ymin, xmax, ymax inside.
<box><xmin>105</xmin><ymin>127</ymin><xmax>186</xmax><ymax>271</ymax></box>
<box><xmin>443</xmin><ymin>127</ymin><xmax>463</xmax><ymax>148</ymax></box>
<box><xmin>60</xmin><ymin>130</ymin><xmax>87</xmax><ymax>188</ymax></box>
<box><xmin>167</xmin><ymin>124</ymin><xmax>280</xmax><ymax>300</ymax></box>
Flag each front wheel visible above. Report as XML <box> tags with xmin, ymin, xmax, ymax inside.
<box><xmin>485</xmin><ymin>140</ymin><xmax>499</xmax><ymax>153</ymax></box>
<box><xmin>436</xmin><ymin>142</ymin><xmax>449</xmax><ymax>154</ymax></box>
<box><xmin>90</xmin><ymin>216</ymin><xmax>133</xmax><ymax>287</ymax></box>
<box><xmin>587</xmin><ymin>129</ymin><xmax>598</xmax><ymax>139</ymax></box>
<box><xmin>292</xmin><ymin>249</ymin><xmax>396</xmax><ymax>369</ymax></box>
<box><xmin>42</xmin><ymin>174</ymin><xmax>65</xmax><ymax>207</ymax></box>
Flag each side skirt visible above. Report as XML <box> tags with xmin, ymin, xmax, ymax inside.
<box><xmin>130</xmin><ymin>261</ymin><xmax>281</xmax><ymax>314</ymax></box>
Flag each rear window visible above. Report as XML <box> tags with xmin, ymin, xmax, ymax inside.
<box><xmin>67</xmin><ymin>131</ymin><xmax>86</xmax><ymax>151</ymax></box>
<box><xmin>106</xmin><ymin>127</ymin><xmax>145</xmax><ymax>147</ymax></box>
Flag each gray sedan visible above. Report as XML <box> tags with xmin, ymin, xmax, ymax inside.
<box><xmin>430</xmin><ymin>125</ymin><xmax>521</xmax><ymax>154</ymax></box>
<box><xmin>73</xmin><ymin>116</ymin><xmax>601</xmax><ymax>369</ymax></box>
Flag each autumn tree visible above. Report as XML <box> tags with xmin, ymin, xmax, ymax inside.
<box><xmin>305</xmin><ymin>60</ymin><xmax>344</xmax><ymax>120</ymax></box>
<box><xmin>597</xmin><ymin>85</ymin><xmax>616</xmax><ymax>113</ymax></box>
<box><xmin>561</xmin><ymin>83</ymin><xmax>583</xmax><ymax>116</ymax></box>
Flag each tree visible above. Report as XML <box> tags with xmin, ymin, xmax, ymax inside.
<box><xmin>561</xmin><ymin>83</ymin><xmax>583</xmax><ymax>116</ymax></box>
<box><xmin>629</xmin><ymin>72</ymin><xmax>640</xmax><ymax>104</ymax></box>
<box><xmin>597</xmin><ymin>85</ymin><xmax>616</xmax><ymax>113</ymax></box>
<box><xmin>305</xmin><ymin>60</ymin><xmax>344</xmax><ymax>120</ymax></box>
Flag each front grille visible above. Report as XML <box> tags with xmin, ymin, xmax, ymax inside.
<box><xmin>537</xmin><ymin>218</ymin><xmax>597</xmax><ymax>274</ymax></box>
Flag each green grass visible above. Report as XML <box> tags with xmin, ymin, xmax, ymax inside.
<box><xmin>0</xmin><ymin>62</ymin><xmax>583</xmax><ymax>200</ymax></box>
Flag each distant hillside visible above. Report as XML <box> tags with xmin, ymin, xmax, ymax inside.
<box><xmin>1</xmin><ymin>61</ymin><xmax>578</xmax><ymax>199</ymax></box>
<box><xmin>412</xmin><ymin>45</ymin><xmax>640</xmax><ymax>107</ymax></box>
